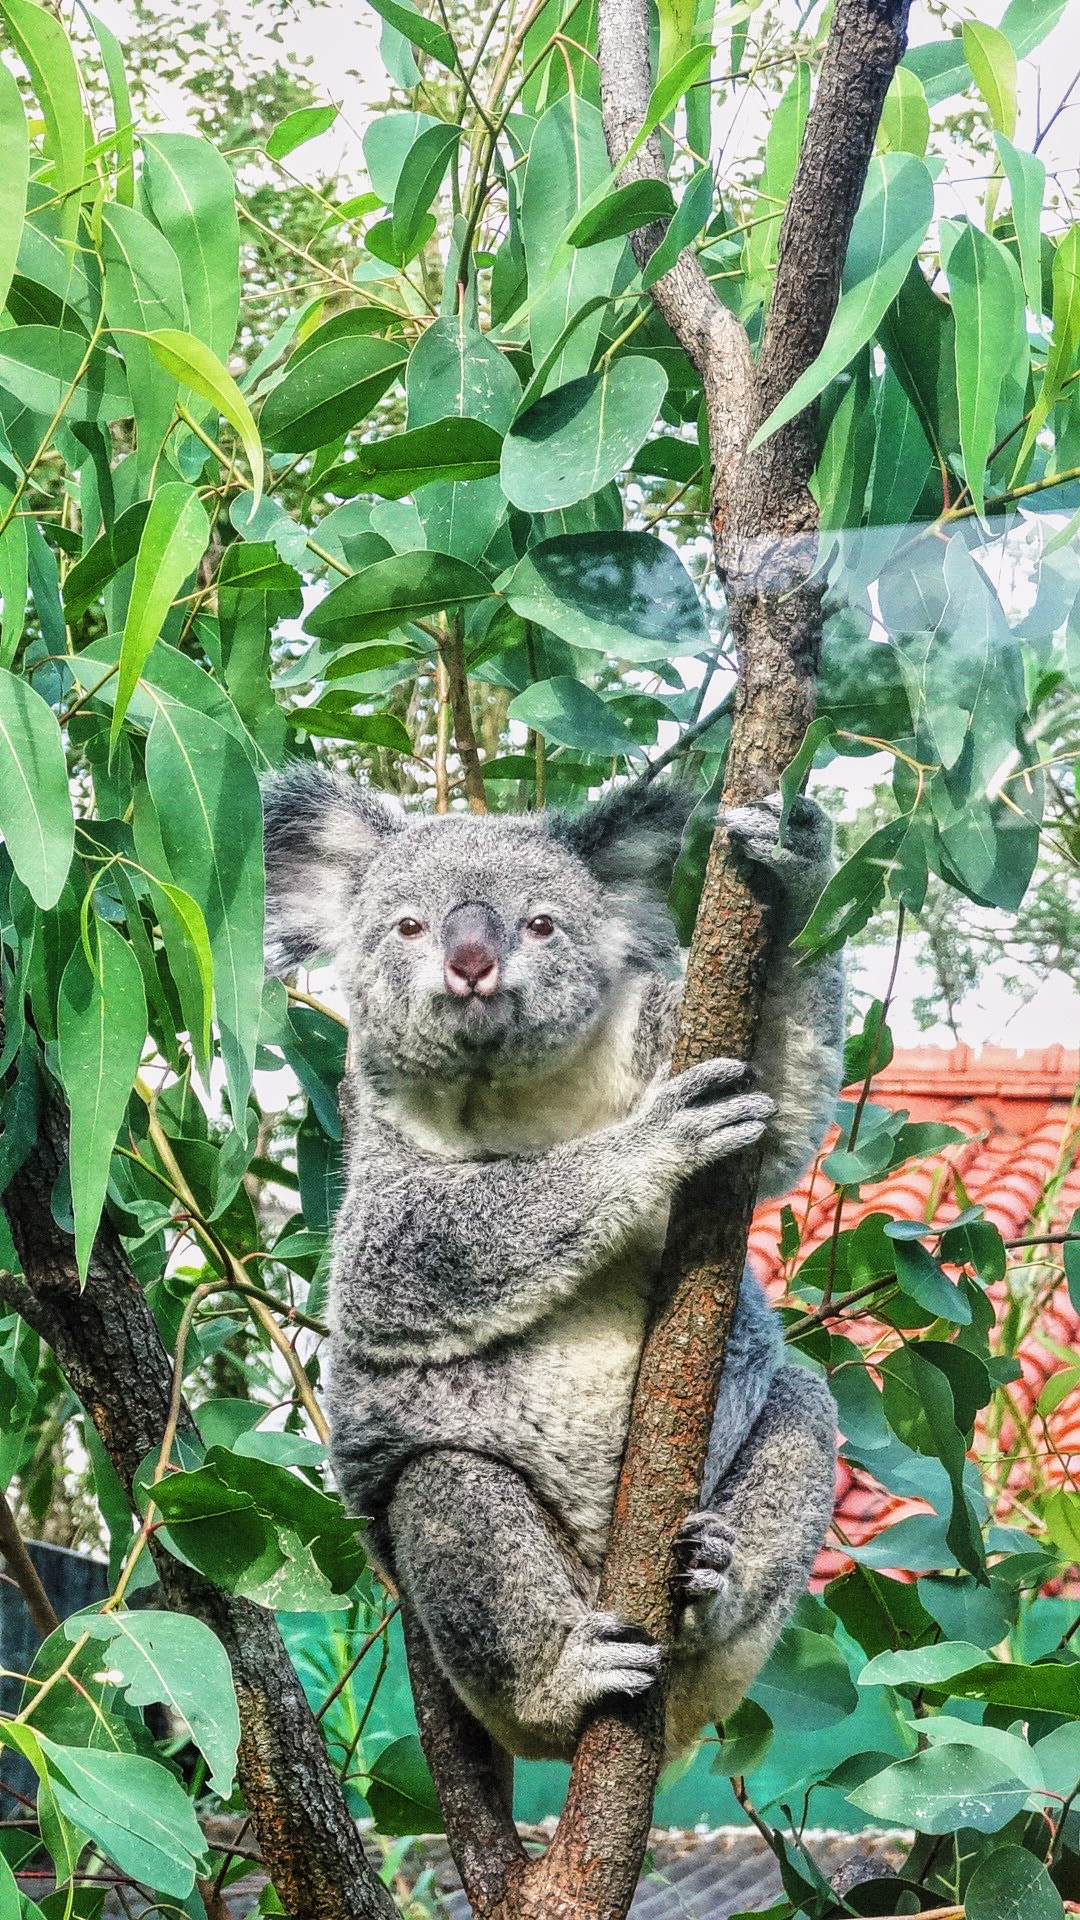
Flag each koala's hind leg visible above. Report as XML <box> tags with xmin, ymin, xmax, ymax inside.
<box><xmin>665</xmin><ymin>1365</ymin><xmax>836</xmax><ymax>1757</ymax></box>
<box><xmin>387</xmin><ymin>1448</ymin><xmax>662</xmax><ymax>1762</ymax></box>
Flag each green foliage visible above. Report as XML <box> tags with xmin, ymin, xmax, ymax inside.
<box><xmin>0</xmin><ymin>0</ymin><xmax>1076</xmax><ymax>1909</ymax></box>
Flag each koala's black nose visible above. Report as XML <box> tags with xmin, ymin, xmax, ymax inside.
<box><xmin>443</xmin><ymin>903</ymin><xmax>502</xmax><ymax>999</ymax></box>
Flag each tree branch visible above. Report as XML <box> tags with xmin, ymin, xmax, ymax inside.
<box><xmin>412</xmin><ymin>4</ymin><xmax>911</xmax><ymax>1915</ymax></box>
<box><xmin>0</xmin><ymin>1485</ymin><xmax>60</xmax><ymax>1640</ymax></box>
<box><xmin>0</xmin><ymin>1065</ymin><xmax>396</xmax><ymax>1920</ymax></box>
<box><xmin>595</xmin><ymin>0</ymin><xmax>753</xmax><ymax>526</ymax></box>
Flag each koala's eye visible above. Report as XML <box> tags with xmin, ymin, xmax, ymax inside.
<box><xmin>396</xmin><ymin>916</ymin><xmax>426</xmax><ymax>939</ymax></box>
<box><xmin>526</xmin><ymin>913</ymin><xmax>555</xmax><ymax>939</ymax></box>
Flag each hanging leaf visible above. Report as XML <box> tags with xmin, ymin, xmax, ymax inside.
<box><xmin>365</xmin><ymin>1736</ymin><xmax>443</xmax><ymax>1836</ymax></box>
<box><xmin>744</xmin><ymin>63</ymin><xmax>811</xmax><ymax>293</ymax></box>
<box><xmin>324</xmin><ymin>418</ymin><xmax>503</xmax><ymax>498</ymax></box>
<box><xmin>392</xmin><ymin>122</ymin><xmax>459</xmax><ymax>257</ymax></box>
<box><xmin>947</xmin><ymin>221</ymin><xmax>1024</xmax><ymax>517</ymax></box>
<box><xmin>36</xmin><ymin>1736</ymin><xmax>206</xmax><ymax>1899</ymax></box>
<box><xmin>522</xmin><ymin>94</ymin><xmax>625</xmax><ymax>390</ymax></box>
<box><xmin>101</xmin><ymin>206</ymin><xmax>188</xmax><ymax>481</ymax></box>
<box><xmin>849</xmin><ymin>1744</ymin><xmax>1031</xmax><ymax>1834</ymax></box>
<box><xmin>751</xmin><ymin>154</ymin><xmax>935</xmax><ymax>450</ymax></box>
<box><xmin>497</xmin><ymin>529</ymin><xmax>708</xmax><ymax>662</ymax></box>
<box><xmin>963</xmin><ymin>21</ymin><xmax>1018</xmax><ymax>139</ymax></box>
<box><xmin>145</xmin><ymin>701</ymin><xmax>264</xmax><ymax>1121</ymax></box>
<box><xmin>0</xmin><ymin>668</ymin><xmax>75</xmax><ymax>908</ymax></box>
<box><xmin>567</xmin><ymin>178</ymin><xmax>675</xmax><ymax>247</ymax></box>
<box><xmin>363</xmin><ymin>0</ymin><xmax>457</xmax><ymax>72</ymax></box>
<box><xmin>58</xmin><ymin>924</ymin><xmax>147</xmax><ymax>1280</ymax></box>
<box><xmin>405</xmin><ymin>315</ymin><xmax>521</xmax><ymax>562</ymax></box>
<box><xmin>640</xmin><ymin>163</ymin><xmax>713</xmax><ymax>289</ymax></box>
<box><xmin>84</xmin><ymin>5</ymin><xmax>134</xmax><ymax>203</ymax></box>
<box><xmin>1013</xmin><ymin>222</ymin><xmax>1080</xmax><ymax>474</ymax></box>
<box><xmin>305</xmin><ymin>550</ymin><xmax>491</xmax><ymax>648</ymax></box>
<box><xmin>0</xmin><ymin>0</ymin><xmax>85</xmax><ymax>239</ymax></box>
<box><xmin>0</xmin><ymin>59</ymin><xmax>30</xmax><ymax>317</ymax></box>
<box><xmin>113</xmin><ymin>482</ymin><xmax>210</xmax><ymax>742</ymax></box>
<box><xmin>77</xmin><ymin>1611</ymin><xmax>240</xmax><ymax>1797</ymax></box>
<box><xmin>877</xmin><ymin>66</ymin><xmax>930</xmax><ymax>156</ymax></box>
<box><xmin>0</xmin><ymin>485</ymin><xmax>28</xmax><ymax>667</ymax></box>
<box><xmin>501</xmin><ymin>358</ymin><xmax>668</xmax><ymax>512</ymax></box>
<box><xmin>141</xmin><ymin>329</ymin><xmax>264</xmax><ymax>505</ymax></box>
<box><xmin>995</xmin><ymin>134</ymin><xmax>1045</xmax><ymax>320</ymax></box>
<box><xmin>141</xmin><ymin>133</ymin><xmax>241</xmax><ymax>362</ymax></box>
<box><xmin>146</xmin><ymin>875</ymin><xmax>214</xmax><ymax>1073</ymax></box>
<box><xmin>63</xmin><ymin>500</ymin><xmax>152</xmax><ymax>622</ymax></box>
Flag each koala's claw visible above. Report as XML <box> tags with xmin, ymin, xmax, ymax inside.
<box><xmin>674</xmin><ymin>1511</ymin><xmax>734</xmax><ymax>1600</ymax></box>
<box><xmin>721</xmin><ymin>791</ymin><xmax>784</xmax><ymax>865</ymax></box>
<box><xmin>721</xmin><ymin>791</ymin><xmax>829</xmax><ymax>874</ymax></box>
<box><xmin>562</xmin><ymin>1611</ymin><xmax>662</xmax><ymax>1706</ymax></box>
<box><xmin>654</xmin><ymin>1061</ymin><xmax>776</xmax><ymax>1172</ymax></box>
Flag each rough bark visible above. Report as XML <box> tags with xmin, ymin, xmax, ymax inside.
<box><xmin>410</xmin><ymin>2</ymin><xmax>911</xmax><ymax>1915</ymax></box>
<box><xmin>0</xmin><ymin>1070</ymin><xmax>396</xmax><ymax>1920</ymax></box>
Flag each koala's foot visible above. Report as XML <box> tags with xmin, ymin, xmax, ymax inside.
<box><xmin>553</xmin><ymin>1610</ymin><xmax>662</xmax><ymax>1711</ymax></box>
<box><xmin>650</xmin><ymin>1056</ymin><xmax>776</xmax><ymax>1174</ymax></box>
<box><xmin>674</xmin><ymin>1510</ymin><xmax>734</xmax><ymax>1601</ymax></box>
<box><xmin>722</xmin><ymin>791</ymin><xmax>830</xmax><ymax>874</ymax></box>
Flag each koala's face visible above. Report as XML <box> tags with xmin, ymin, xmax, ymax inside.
<box><xmin>342</xmin><ymin>818</ymin><xmax>617</xmax><ymax>1080</ymax></box>
<box><xmin>263</xmin><ymin>768</ymin><xmax>689</xmax><ymax>1086</ymax></box>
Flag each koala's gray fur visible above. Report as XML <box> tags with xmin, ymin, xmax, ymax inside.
<box><xmin>263</xmin><ymin>769</ymin><xmax>842</xmax><ymax>1763</ymax></box>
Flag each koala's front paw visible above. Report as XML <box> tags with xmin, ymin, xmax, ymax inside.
<box><xmin>674</xmin><ymin>1511</ymin><xmax>734</xmax><ymax>1601</ymax></box>
<box><xmin>652</xmin><ymin>1058</ymin><xmax>776</xmax><ymax>1174</ymax></box>
<box><xmin>722</xmin><ymin>791</ymin><xmax>831</xmax><ymax>877</ymax></box>
<box><xmin>556</xmin><ymin>1611</ymin><xmax>662</xmax><ymax>1714</ymax></box>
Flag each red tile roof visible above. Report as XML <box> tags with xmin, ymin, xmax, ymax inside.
<box><xmin>749</xmin><ymin>1048</ymin><xmax>1080</xmax><ymax>1583</ymax></box>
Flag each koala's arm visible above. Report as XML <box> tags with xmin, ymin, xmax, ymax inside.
<box><xmin>333</xmin><ymin>1066</ymin><xmax>774</xmax><ymax>1363</ymax></box>
<box><xmin>724</xmin><ymin>795</ymin><xmax>845</xmax><ymax>1198</ymax></box>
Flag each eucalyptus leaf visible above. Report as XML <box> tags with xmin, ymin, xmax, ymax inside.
<box><xmin>497</xmin><ymin>530</ymin><xmax>708</xmax><ymax>662</ymax></box>
<box><xmin>261</xmin><ymin>332</ymin><xmax>406</xmax><ymax>453</ymax></box>
<box><xmin>114</xmin><ymin>482</ymin><xmax>210</xmax><ymax>741</ymax></box>
<box><xmin>501</xmin><ymin>359</ymin><xmax>667</xmax><ymax>513</ymax></box>
<box><xmin>0</xmin><ymin>668</ymin><xmax>75</xmax><ymax>908</ymax></box>
<box><xmin>751</xmin><ymin>154</ymin><xmax>934</xmax><ymax>450</ymax></box>
<box><xmin>57</xmin><ymin>925</ymin><xmax>147</xmax><ymax>1280</ymax></box>
<box><xmin>76</xmin><ymin>1611</ymin><xmax>240</xmax><ymax>1796</ymax></box>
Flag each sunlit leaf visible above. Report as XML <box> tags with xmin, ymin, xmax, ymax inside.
<box><xmin>963</xmin><ymin>21</ymin><xmax>1018</xmax><ymax>139</ymax></box>
<box><xmin>114</xmin><ymin>481</ymin><xmax>210</xmax><ymax>742</ymax></box>
<box><xmin>751</xmin><ymin>154</ymin><xmax>935</xmax><ymax>450</ymax></box>
<box><xmin>141</xmin><ymin>328</ymin><xmax>264</xmax><ymax>504</ymax></box>
<box><xmin>0</xmin><ymin>0</ymin><xmax>85</xmax><ymax>239</ymax></box>
<box><xmin>266</xmin><ymin>103</ymin><xmax>338</xmax><ymax>160</ymax></box>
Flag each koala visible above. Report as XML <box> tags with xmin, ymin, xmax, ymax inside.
<box><xmin>262</xmin><ymin>770</ymin><xmax>841</xmax><ymax>1764</ymax></box>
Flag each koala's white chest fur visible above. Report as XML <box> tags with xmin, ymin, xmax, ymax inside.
<box><xmin>499</xmin><ymin>1229</ymin><xmax>664</xmax><ymax>1568</ymax></box>
<box><xmin>385</xmin><ymin>977</ymin><xmax>651</xmax><ymax>1157</ymax></box>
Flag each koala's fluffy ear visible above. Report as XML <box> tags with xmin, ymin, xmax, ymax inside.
<box><xmin>551</xmin><ymin>781</ymin><xmax>693</xmax><ymax>893</ymax></box>
<box><xmin>261</xmin><ymin>764</ymin><xmax>403</xmax><ymax>973</ymax></box>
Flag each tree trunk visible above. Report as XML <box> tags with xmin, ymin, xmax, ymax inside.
<box><xmin>0</xmin><ymin>1065</ymin><xmax>396</xmax><ymax>1920</ymax></box>
<box><xmin>410</xmin><ymin>3</ymin><xmax>912</xmax><ymax>1914</ymax></box>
